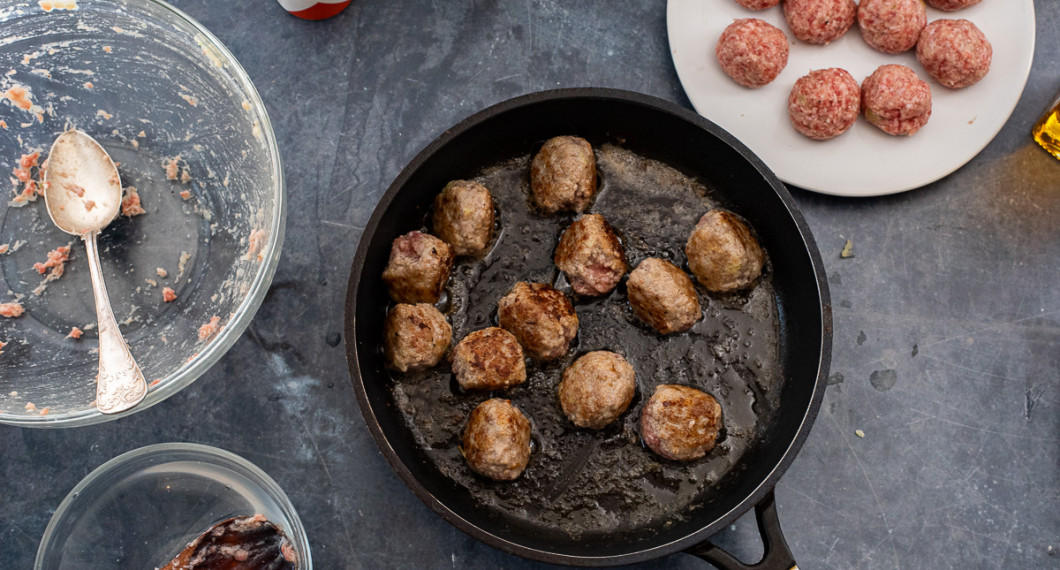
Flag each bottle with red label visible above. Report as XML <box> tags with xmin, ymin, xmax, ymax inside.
<box><xmin>278</xmin><ymin>0</ymin><xmax>351</xmax><ymax>20</ymax></box>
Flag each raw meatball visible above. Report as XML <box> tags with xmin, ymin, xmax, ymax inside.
<box><xmin>925</xmin><ymin>0</ymin><xmax>982</xmax><ymax>11</ymax></box>
<box><xmin>627</xmin><ymin>258</ymin><xmax>701</xmax><ymax>335</ymax></box>
<box><xmin>861</xmin><ymin>64</ymin><xmax>933</xmax><ymax>135</ymax></box>
<box><xmin>497</xmin><ymin>282</ymin><xmax>579</xmax><ymax>361</ymax></box>
<box><xmin>461</xmin><ymin>398</ymin><xmax>532</xmax><ymax>481</ymax></box>
<box><xmin>432</xmin><ymin>180</ymin><xmax>495</xmax><ymax>256</ymax></box>
<box><xmin>530</xmin><ymin>136</ymin><xmax>597</xmax><ymax>214</ymax></box>
<box><xmin>735</xmin><ymin>0</ymin><xmax>781</xmax><ymax>9</ymax></box>
<box><xmin>383</xmin><ymin>303</ymin><xmax>452</xmax><ymax>373</ymax></box>
<box><xmin>558</xmin><ymin>351</ymin><xmax>637</xmax><ymax>429</ymax></box>
<box><xmin>715</xmin><ymin>19</ymin><xmax>790</xmax><ymax>88</ymax></box>
<box><xmin>451</xmin><ymin>327</ymin><xmax>527</xmax><ymax>391</ymax></box>
<box><xmin>916</xmin><ymin>19</ymin><xmax>992</xmax><ymax>89</ymax></box>
<box><xmin>686</xmin><ymin>210</ymin><xmax>764</xmax><ymax>293</ymax></box>
<box><xmin>381</xmin><ymin>231</ymin><xmax>454</xmax><ymax>304</ymax></box>
<box><xmin>554</xmin><ymin>214</ymin><xmax>627</xmax><ymax>296</ymax></box>
<box><xmin>641</xmin><ymin>384</ymin><xmax>722</xmax><ymax>461</ymax></box>
<box><xmin>857</xmin><ymin>0</ymin><xmax>926</xmax><ymax>54</ymax></box>
<box><xmin>787</xmin><ymin>68</ymin><xmax>861</xmax><ymax>140</ymax></box>
<box><xmin>783</xmin><ymin>0</ymin><xmax>857</xmax><ymax>45</ymax></box>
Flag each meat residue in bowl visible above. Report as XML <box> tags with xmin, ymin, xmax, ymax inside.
<box><xmin>387</xmin><ymin>143</ymin><xmax>782</xmax><ymax>537</ymax></box>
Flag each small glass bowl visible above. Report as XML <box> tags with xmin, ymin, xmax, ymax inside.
<box><xmin>35</xmin><ymin>443</ymin><xmax>311</xmax><ymax>570</ymax></box>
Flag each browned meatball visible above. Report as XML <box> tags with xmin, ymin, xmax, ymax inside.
<box><xmin>554</xmin><ymin>214</ymin><xmax>627</xmax><ymax>296</ymax></box>
<box><xmin>497</xmin><ymin>282</ymin><xmax>579</xmax><ymax>361</ymax></box>
<box><xmin>432</xmin><ymin>180</ymin><xmax>495</xmax><ymax>256</ymax></box>
<box><xmin>627</xmin><ymin>258</ymin><xmax>701</xmax><ymax>335</ymax></box>
<box><xmin>461</xmin><ymin>398</ymin><xmax>532</xmax><ymax>480</ymax></box>
<box><xmin>641</xmin><ymin>384</ymin><xmax>722</xmax><ymax>461</ymax></box>
<box><xmin>381</xmin><ymin>231</ymin><xmax>454</xmax><ymax>304</ymax></box>
<box><xmin>685</xmin><ymin>210</ymin><xmax>764</xmax><ymax>293</ymax></box>
<box><xmin>530</xmin><ymin>136</ymin><xmax>597</xmax><ymax>214</ymax></box>
<box><xmin>558</xmin><ymin>351</ymin><xmax>636</xmax><ymax>429</ymax></box>
<box><xmin>383</xmin><ymin>303</ymin><xmax>452</xmax><ymax>373</ymax></box>
<box><xmin>451</xmin><ymin>327</ymin><xmax>527</xmax><ymax>391</ymax></box>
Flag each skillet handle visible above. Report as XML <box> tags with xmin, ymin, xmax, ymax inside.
<box><xmin>684</xmin><ymin>490</ymin><xmax>798</xmax><ymax>570</ymax></box>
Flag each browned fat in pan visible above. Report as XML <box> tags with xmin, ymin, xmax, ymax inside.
<box><xmin>346</xmin><ymin>89</ymin><xmax>830</xmax><ymax>566</ymax></box>
<box><xmin>392</xmin><ymin>144</ymin><xmax>780</xmax><ymax>537</ymax></box>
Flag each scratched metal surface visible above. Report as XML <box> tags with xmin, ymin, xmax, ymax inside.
<box><xmin>1</xmin><ymin>1</ymin><xmax>1058</xmax><ymax>569</ymax></box>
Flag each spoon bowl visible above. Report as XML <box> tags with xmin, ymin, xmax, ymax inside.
<box><xmin>42</xmin><ymin>131</ymin><xmax>122</xmax><ymax>236</ymax></box>
<box><xmin>43</xmin><ymin>130</ymin><xmax>147</xmax><ymax>415</ymax></box>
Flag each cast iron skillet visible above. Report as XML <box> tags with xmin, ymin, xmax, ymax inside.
<box><xmin>344</xmin><ymin>88</ymin><xmax>831</xmax><ymax>568</ymax></box>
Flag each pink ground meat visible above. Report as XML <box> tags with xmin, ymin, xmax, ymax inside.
<box><xmin>861</xmin><ymin>64</ymin><xmax>933</xmax><ymax>136</ymax></box>
<box><xmin>716</xmin><ymin>19</ymin><xmax>790</xmax><ymax>88</ymax></box>
<box><xmin>734</xmin><ymin>0</ymin><xmax>781</xmax><ymax>10</ymax></box>
<box><xmin>916</xmin><ymin>19</ymin><xmax>992</xmax><ymax>89</ymax></box>
<box><xmin>33</xmin><ymin>246</ymin><xmax>70</xmax><ymax>279</ymax></box>
<box><xmin>0</xmin><ymin>302</ymin><xmax>24</xmax><ymax>318</ymax></box>
<box><xmin>783</xmin><ymin>0</ymin><xmax>857</xmax><ymax>45</ymax></box>
<box><xmin>925</xmin><ymin>0</ymin><xmax>982</xmax><ymax>11</ymax></box>
<box><xmin>857</xmin><ymin>0</ymin><xmax>926</xmax><ymax>54</ymax></box>
<box><xmin>787</xmin><ymin>68</ymin><xmax>861</xmax><ymax>140</ymax></box>
<box><xmin>198</xmin><ymin>315</ymin><xmax>221</xmax><ymax>340</ymax></box>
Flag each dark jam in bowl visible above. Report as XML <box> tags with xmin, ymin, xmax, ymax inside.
<box><xmin>159</xmin><ymin>514</ymin><xmax>297</xmax><ymax>570</ymax></box>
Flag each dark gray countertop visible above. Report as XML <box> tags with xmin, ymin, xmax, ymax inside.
<box><xmin>3</xmin><ymin>1</ymin><xmax>1058</xmax><ymax>568</ymax></box>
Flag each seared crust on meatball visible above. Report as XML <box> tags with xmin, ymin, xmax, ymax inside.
<box><xmin>861</xmin><ymin>64</ymin><xmax>933</xmax><ymax>135</ymax></box>
<box><xmin>715</xmin><ymin>19</ymin><xmax>790</xmax><ymax>89</ymax></box>
<box><xmin>783</xmin><ymin>0</ymin><xmax>857</xmax><ymax>45</ymax></box>
<box><xmin>432</xmin><ymin>180</ymin><xmax>496</xmax><ymax>257</ymax></box>
<box><xmin>382</xmin><ymin>231</ymin><xmax>454</xmax><ymax>304</ymax></box>
<box><xmin>787</xmin><ymin>68</ymin><xmax>861</xmax><ymax>140</ymax></box>
<box><xmin>383</xmin><ymin>304</ymin><xmax>452</xmax><ymax>373</ymax></box>
<box><xmin>554</xmin><ymin>214</ymin><xmax>627</xmax><ymax>296</ymax></box>
<box><xmin>735</xmin><ymin>0</ymin><xmax>781</xmax><ymax>9</ymax></box>
<box><xmin>461</xmin><ymin>398</ymin><xmax>532</xmax><ymax>480</ymax></box>
<box><xmin>641</xmin><ymin>384</ymin><xmax>722</xmax><ymax>461</ymax></box>
<box><xmin>530</xmin><ymin>136</ymin><xmax>597</xmax><ymax>214</ymax></box>
<box><xmin>451</xmin><ymin>327</ymin><xmax>527</xmax><ymax>390</ymax></box>
<box><xmin>498</xmin><ymin>282</ymin><xmax>579</xmax><ymax>361</ymax></box>
<box><xmin>559</xmin><ymin>351</ymin><xmax>637</xmax><ymax>429</ymax></box>
<box><xmin>916</xmin><ymin>19</ymin><xmax>992</xmax><ymax>89</ymax></box>
<box><xmin>627</xmin><ymin>258</ymin><xmax>702</xmax><ymax>335</ymax></box>
<box><xmin>925</xmin><ymin>0</ymin><xmax>982</xmax><ymax>11</ymax></box>
<box><xmin>686</xmin><ymin>210</ymin><xmax>764</xmax><ymax>293</ymax></box>
<box><xmin>857</xmin><ymin>0</ymin><xmax>926</xmax><ymax>55</ymax></box>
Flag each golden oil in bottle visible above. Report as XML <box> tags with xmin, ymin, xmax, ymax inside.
<box><xmin>1032</xmin><ymin>95</ymin><xmax>1060</xmax><ymax>160</ymax></box>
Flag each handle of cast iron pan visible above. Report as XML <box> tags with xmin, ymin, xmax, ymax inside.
<box><xmin>684</xmin><ymin>490</ymin><xmax>798</xmax><ymax>570</ymax></box>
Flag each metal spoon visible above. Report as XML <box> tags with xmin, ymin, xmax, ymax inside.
<box><xmin>43</xmin><ymin>129</ymin><xmax>146</xmax><ymax>414</ymax></box>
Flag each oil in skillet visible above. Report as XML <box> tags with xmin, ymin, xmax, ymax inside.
<box><xmin>390</xmin><ymin>143</ymin><xmax>781</xmax><ymax>537</ymax></box>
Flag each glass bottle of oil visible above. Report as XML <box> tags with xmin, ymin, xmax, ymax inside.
<box><xmin>1032</xmin><ymin>93</ymin><xmax>1060</xmax><ymax>160</ymax></box>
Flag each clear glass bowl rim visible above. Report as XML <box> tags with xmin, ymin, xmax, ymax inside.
<box><xmin>34</xmin><ymin>442</ymin><xmax>312</xmax><ymax>569</ymax></box>
<box><xmin>0</xmin><ymin>0</ymin><xmax>287</xmax><ymax>428</ymax></box>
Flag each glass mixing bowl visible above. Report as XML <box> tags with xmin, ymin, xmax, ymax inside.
<box><xmin>35</xmin><ymin>443</ymin><xmax>311</xmax><ymax>569</ymax></box>
<box><xmin>0</xmin><ymin>0</ymin><xmax>284</xmax><ymax>426</ymax></box>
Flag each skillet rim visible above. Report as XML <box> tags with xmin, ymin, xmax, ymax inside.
<box><xmin>343</xmin><ymin>87</ymin><xmax>832</xmax><ymax>566</ymax></box>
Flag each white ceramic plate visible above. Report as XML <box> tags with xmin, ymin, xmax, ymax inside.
<box><xmin>667</xmin><ymin>0</ymin><xmax>1036</xmax><ymax>196</ymax></box>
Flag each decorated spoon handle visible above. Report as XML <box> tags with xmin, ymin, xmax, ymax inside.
<box><xmin>84</xmin><ymin>232</ymin><xmax>147</xmax><ymax>414</ymax></box>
